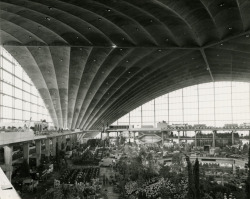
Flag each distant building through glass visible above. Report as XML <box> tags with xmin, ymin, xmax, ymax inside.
<box><xmin>0</xmin><ymin>46</ymin><xmax>52</xmax><ymax>124</ymax></box>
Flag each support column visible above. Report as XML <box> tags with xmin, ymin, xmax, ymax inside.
<box><xmin>178</xmin><ymin>131</ymin><xmax>180</xmax><ymax>147</ymax></box>
<box><xmin>195</xmin><ymin>131</ymin><xmax>197</xmax><ymax>149</ymax></box>
<box><xmin>62</xmin><ymin>136</ymin><xmax>66</xmax><ymax>151</ymax></box>
<box><xmin>232</xmin><ymin>161</ymin><xmax>236</xmax><ymax>175</ymax></box>
<box><xmin>52</xmin><ymin>137</ymin><xmax>57</xmax><ymax>156</ymax></box>
<box><xmin>232</xmin><ymin>130</ymin><xmax>235</xmax><ymax>145</ymax></box>
<box><xmin>74</xmin><ymin>134</ymin><xmax>78</xmax><ymax>143</ymax></box>
<box><xmin>161</xmin><ymin>131</ymin><xmax>164</xmax><ymax>146</ymax></box>
<box><xmin>57</xmin><ymin>136</ymin><xmax>62</xmax><ymax>150</ymax></box>
<box><xmin>35</xmin><ymin>140</ymin><xmax>41</xmax><ymax>167</ymax></box>
<box><xmin>212</xmin><ymin>130</ymin><xmax>216</xmax><ymax>148</ymax></box>
<box><xmin>45</xmin><ymin>139</ymin><xmax>50</xmax><ymax>158</ymax></box>
<box><xmin>133</xmin><ymin>132</ymin><xmax>136</xmax><ymax>143</ymax></box>
<box><xmin>68</xmin><ymin>135</ymin><xmax>72</xmax><ymax>150</ymax></box>
<box><xmin>4</xmin><ymin>145</ymin><xmax>13</xmax><ymax>181</ymax></box>
<box><xmin>23</xmin><ymin>143</ymin><xmax>29</xmax><ymax>164</ymax></box>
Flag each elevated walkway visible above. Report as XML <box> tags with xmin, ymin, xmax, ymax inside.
<box><xmin>0</xmin><ymin>130</ymin><xmax>99</xmax><ymax>147</ymax></box>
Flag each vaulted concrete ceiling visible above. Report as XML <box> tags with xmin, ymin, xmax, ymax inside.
<box><xmin>1</xmin><ymin>0</ymin><xmax>250</xmax><ymax>130</ymax></box>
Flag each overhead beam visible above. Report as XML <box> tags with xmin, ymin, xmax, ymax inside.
<box><xmin>204</xmin><ymin>30</ymin><xmax>250</xmax><ymax>49</ymax></box>
<box><xmin>0</xmin><ymin>44</ymin><xmax>201</xmax><ymax>50</ymax></box>
<box><xmin>200</xmin><ymin>49</ymin><xmax>214</xmax><ymax>82</ymax></box>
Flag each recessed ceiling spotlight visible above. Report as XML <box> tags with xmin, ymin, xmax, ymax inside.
<box><xmin>220</xmin><ymin>43</ymin><xmax>223</xmax><ymax>46</ymax></box>
<box><xmin>93</xmin><ymin>59</ymin><xmax>96</xmax><ymax>62</ymax></box>
<box><xmin>76</xmin><ymin>36</ymin><xmax>79</xmax><ymax>39</ymax></box>
<box><xmin>60</xmin><ymin>59</ymin><xmax>63</xmax><ymax>61</ymax></box>
<box><xmin>122</xmin><ymin>37</ymin><xmax>125</xmax><ymax>40</ymax></box>
<box><xmin>158</xmin><ymin>49</ymin><xmax>162</xmax><ymax>52</ymax></box>
<box><xmin>165</xmin><ymin>38</ymin><xmax>169</xmax><ymax>42</ymax></box>
<box><xmin>112</xmin><ymin>44</ymin><xmax>117</xmax><ymax>48</ymax></box>
<box><xmin>38</xmin><ymin>47</ymin><xmax>41</xmax><ymax>50</ymax></box>
<box><xmin>88</xmin><ymin>27</ymin><xmax>91</xmax><ymax>30</ymax></box>
<box><xmin>228</xmin><ymin>27</ymin><xmax>232</xmax><ymax>30</ymax></box>
<box><xmin>98</xmin><ymin>18</ymin><xmax>102</xmax><ymax>21</ymax></box>
<box><xmin>106</xmin><ymin>9</ymin><xmax>111</xmax><ymax>12</ymax></box>
<box><xmin>219</xmin><ymin>3</ymin><xmax>225</xmax><ymax>7</ymax></box>
<box><xmin>126</xmin><ymin>60</ymin><xmax>129</xmax><ymax>63</ymax></box>
<box><xmin>29</xmin><ymin>36</ymin><xmax>32</xmax><ymax>39</ymax></box>
<box><xmin>48</xmin><ymin>6</ymin><xmax>53</xmax><ymax>10</ymax></box>
<box><xmin>120</xmin><ymin>48</ymin><xmax>123</xmax><ymax>51</ymax></box>
<box><xmin>45</xmin><ymin>17</ymin><xmax>50</xmax><ymax>21</ymax></box>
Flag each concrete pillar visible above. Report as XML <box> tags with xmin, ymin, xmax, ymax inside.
<box><xmin>57</xmin><ymin>136</ymin><xmax>62</xmax><ymax>150</ymax></box>
<box><xmin>212</xmin><ymin>130</ymin><xmax>216</xmax><ymax>148</ymax></box>
<box><xmin>232</xmin><ymin>130</ymin><xmax>235</xmax><ymax>145</ymax></box>
<box><xmin>178</xmin><ymin>131</ymin><xmax>180</xmax><ymax>147</ymax></box>
<box><xmin>133</xmin><ymin>132</ymin><xmax>136</xmax><ymax>142</ymax></box>
<box><xmin>195</xmin><ymin>131</ymin><xmax>197</xmax><ymax>149</ymax></box>
<box><xmin>52</xmin><ymin>137</ymin><xmax>57</xmax><ymax>156</ymax></box>
<box><xmin>162</xmin><ymin>131</ymin><xmax>164</xmax><ymax>146</ymax></box>
<box><xmin>232</xmin><ymin>162</ymin><xmax>236</xmax><ymax>174</ymax></box>
<box><xmin>68</xmin><ymin>135</ymin><xmax>72</xmax><ymax>150</ymax></box>
<box><xmin>62</xmin><ymin>135</ymin><xmax>66</xmax><ymax>144</ymax></box>
<box><xmin>4</xmin><ymin>145</ymin><xmax>13</xmax><ymax>181</ymax></box>
<box><xmin>62</xmin><ymin>136</ymin><xmax>66</xmax><ymax>150</ymax></box>
<box><xmin>45</xmin><ymin>139</ymin><xmax>50</xmax><ymax>157</ymax></box>
<box><xmin>35</xmin><ymin>140</ymin><xmax>41</xmax><ymax>167</ymax></box>
<box><xmin>23</xmin><ymin>143</ymin><xmax>29</xmax><ymax>164</ymax></box>
<box><xmin>74</xmin><ymin>134</ymin><xmax>78</xmax><ymax>143</ymax></box>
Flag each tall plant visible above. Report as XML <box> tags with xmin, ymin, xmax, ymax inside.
<box><xmin>246</xmin><ymin>140</ymin><xmax>250</xmax><ymax>199</ymax></box>
<box><xmin>186</xmin><ymin>155</ymin><xmax>196</xmax><ymax>199</ymax></box>
<box><xmin>193</xmin><ymin>158</ymin><xmax>200</xmax><ymax>199</ymax></box>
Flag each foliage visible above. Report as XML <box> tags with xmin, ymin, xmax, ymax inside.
<box><xmin>194</xmin><ymin>158</ymin><xmax>200</xmax><ymax>199</ymax></box>
<box><xmin>19</xmin><ymin>159</ymin><xmax>30</xmax><ymax>178</ymax></box>
<box><xmin>246</xmin><ymin>141</ymin><xmax>250</xmax><ymax>199</ymax></box>
<box><xmin>186</xmin><ymin>156</ymin><xmax>195</xmax><ymax>199</ymax></box>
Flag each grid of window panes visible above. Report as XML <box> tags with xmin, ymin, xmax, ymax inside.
<box><xmin>113</xmin><ymin>82</ymin><xmax>250</xmax><ymax>127</ymax></box>
<box><xmin>0</xmin><ymin>47</ymin><xmax>52</xmax><ymax>124</ymax></box>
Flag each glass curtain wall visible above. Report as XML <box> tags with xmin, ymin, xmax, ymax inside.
<box><xmin>0</xmin><ymin>46</ymin><xmax>52</xmax><ymax>124</ymax></box>
<box><xmin>113</xmin><ymin>82</ymin><xmax>250</xmax><ymax>128</ymax></box>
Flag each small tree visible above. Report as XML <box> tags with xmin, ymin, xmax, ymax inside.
<box><xmin>186</xmin><ymin>156</ymin><xmax>196</xmax><ymax>199</ymax></box>
<box><xmin>246</xmin><ymin>141</ymin><xmax>250</xmax><ymax>199</ymax></box>
<box><xmin>19</xmin><ymin>159</ymin><xmax>30</xmax><ymax>178</ymax></box>
<box><xmin>194</xmin><ymin>158</ymin><xmax>200</xmax><ymax>199</ymax></box>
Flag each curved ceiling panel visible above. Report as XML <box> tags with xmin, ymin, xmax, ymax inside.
<box><xmin>1</xmin><ymin>0</ymin><xmax>250</xmax><ymax>130</ymax></box>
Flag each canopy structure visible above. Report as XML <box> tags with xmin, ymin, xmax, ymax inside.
<box><xmin>1</xmin><ymin>0</ymin><xmax>250</xmax><ymax>130</ymax></box>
